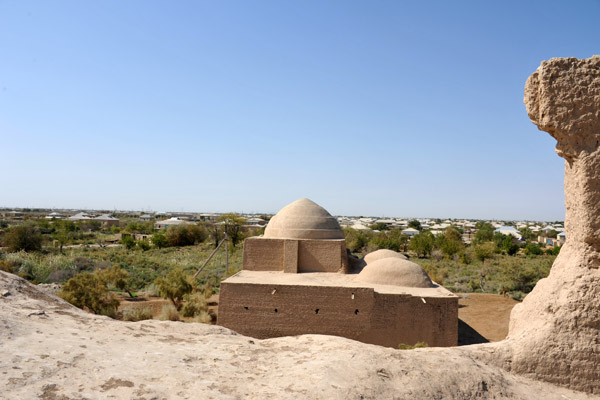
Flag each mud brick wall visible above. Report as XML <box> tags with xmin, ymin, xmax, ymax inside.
<box><xmin>242</xmin><ymin>237</ymin><xmax>348</xmax><ymax>273</ymax></box>
<box><xmin>218</xmin><ymin>282</ymin><xmax>457</xmax><ymax>347</ymax></box>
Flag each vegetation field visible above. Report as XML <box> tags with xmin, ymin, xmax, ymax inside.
<box><xmin>0</xmin><ymin>215</ymin><xmax>559</xmax><ymax>326</ymax></box>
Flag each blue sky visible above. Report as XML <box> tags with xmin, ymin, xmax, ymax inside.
<box><xmin>1</xmin><ymin>1</ymin><xmax>598</xmax><ymax>220</ymax></box>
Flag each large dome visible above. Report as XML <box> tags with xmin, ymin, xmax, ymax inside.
<box><xmin>263</xmin><ymin>198</ymin><xmax>345</xmax><ymax>240</ymax></box>
<box><xmin>356</xmin><ymin>258</ymin><xmax>435</xmax><ymax>288</ymax></box>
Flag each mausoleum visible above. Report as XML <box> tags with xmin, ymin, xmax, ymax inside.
<box><xmin>218</xmin><ymin>198</ymin><xmax>458</xmax><ymax>348</ymax></box>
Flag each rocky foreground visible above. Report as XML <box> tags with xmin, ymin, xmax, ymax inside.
<box><xmin>0</xmin><ymin>271</ymin><xmax>594</xmax><ymax>400</ymax></box>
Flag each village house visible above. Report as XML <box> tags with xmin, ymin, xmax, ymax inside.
<box><xmin>154</xmin><ymin>217</ymin><xmax>190</xmax><ymax>229</ymax></box>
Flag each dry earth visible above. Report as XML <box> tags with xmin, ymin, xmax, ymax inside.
<box><xmin>458</xmin><ymin>293</ymin><xmax>519</xmax><ymax>342</ymax></box>
<box><xmin>1</xmin><ymin>271</ymin><xmax>595</xmax><ymax>400</ymax></box>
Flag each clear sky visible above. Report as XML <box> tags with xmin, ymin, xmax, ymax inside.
<box><xmin>1</xmin><ymin>1</ymin><xmax>598</xmax><ymax>220</ymax></box>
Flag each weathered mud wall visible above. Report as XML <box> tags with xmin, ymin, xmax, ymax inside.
<box><xmin>218</xmin><ymin>281</ymin><xmax>457</xmax><ymax>347</ymax></box>
<box><xmin>500</xmin><ymin>56</ymin><xmax>600</xmax><ymax>394</ymax></box>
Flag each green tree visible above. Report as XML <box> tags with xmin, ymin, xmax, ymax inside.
<box><xmin>369</xmin><ymin>222</ymin><xmax>389</xmax><ymax>231</ymax></box>
<box><xmin>524</xmin><ymin>242</ymin><xmax>543</xmax><ymax>256</ymax></box>
<box><xmin>137</xmin><ymin>239</ymin><xmax>151</xmax><ymax>251</ymax></box>
<box><xmin>371</xmin><ymin>229</ymin><xmax>409</xmax><ymax>252</ymax></box>
<box><xmin>121</xmin><ymin>235</ymin><xmax>136</xmax><ymax>250</ymax></box>
<box><xmin>166</xmin><ymin>224</ymin><xmax>207</xmax><ymax>247</ymax></box>
<box><xmin>519</xmin><ymin>227</ymin><xmax>537</xmax><ymax>241</ymax></box>
<box><xmin>409</xmin><ymin>231</ymin><xmax>434</xmax><ymax>258</ymax></box>
<box><xmin>3</xmin><ymin>224</ymin><xmax>43</xmax><ymax>252</ymax></box>
<box><xmin>500</xmin><ymin>235</ymin><xmax>519</xmax><ymax>256</ymax></box>
<box><xmin>344</xmin><ymin>228</ymin><xmax>371</xmax><ymax>253</ymax></box>
<box><xmin>408</xmin><ymin>220</ymin><xmax>422</xmax><ymax>231</ymax></box>
<box><xmin>473</xmin><ymin>242</ymin><xmax>496</xmax><ymax>262</ymax></box>
<box><xmin>151</xmin><ymin>231</ymin><xmax>168</xmax><ymax>248</ymax></box>
<box><xmin>473</xmin><ymin>223</ymin><xmax>494</xmax><ymax>244</ymax></box>
<box><xmin>436</xmin><ymin>227</ymin><xmax>464</xmax><ymax>258</ymax></box>
<box><xmin>219</xmin><ymin>213</ymin><xmax>247</xmax><ymax>248</ymax></box>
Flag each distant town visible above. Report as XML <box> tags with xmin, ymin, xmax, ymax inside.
<box><xmin>0</xmin><ymin>207</ymin><xmax>566</xmax><ymax>249</ymax></box>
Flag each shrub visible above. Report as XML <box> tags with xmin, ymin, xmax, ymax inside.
<box><xmin>3</xmin><ymin>224</ymin><xmax>43</xmax><ymax>252</ymax></box>
<box><xmin>59</xmin><ymin>272</ymin><xmax>120</xmax><ymax>317</ymax></box>
<box><xmin>151</xmin><ymin>231</ymin><xmax>168</xmax><ymax>248</ymax></box>
<box><xmin>58</xmin><ymin>265</ymin><xmax>130</xmax><ymax>317</ymax></box>
<box><xmin>154</xmin><ymin>269</ymin><xmax>193</xmax><ymax>309</ymax></box>
<box><xmin>524</xmin><ymin>242</ymin><xmax>543</xmax><ymax>256</ymax></box>
<box><xmin>165</xmin><ymin>224</ymin><xmax>208</xmax><ymax>247</ymax></box>
<box><xmin>545</xmin><ymin>245</ymin><xmax>562</xmax><ymax>256</ymax></box>
<box><xmin>194</xmin><ymin>310</ymin><xmax>212</xmax><ymax>324</ymax></box>
<box><xmin>73</xmin><ymin>256</ymin><xmax>96</xmax><ymax>272</ymax></box>
<box><xmin>398</xmin><ymin>342</ymin><xmax>428</xmax><ymax>350</ymax></box>
<box><xmin>473</xmin><ymin>242</ymin><xmax>496</xmax><ymax>262</ymax></box>
<box><xmin>122</xmin><ymin>306</ymin><xmax>153</xmax><ymax>322</ymax></box>
<box><xmin>159</xmin><ymin>304</ymin><xmax>180</xmax><ymax>321</ymax></box>
<box><xmin>180</xmin><ymin>292</ymin><xmax>208</xmax><ymax>317</ymax></box>
<box><xmin>47</xmin><ymin>269</ymin><xmax>75</xmax><ymax>283</ymax></box>
<box><xmin>137</xmin><ymin>239</ymin><xmax>151</xmax><ymax>251</ymax></box>
<box><xmin>121</xmin><ymin>235</ymin><xmax>136</xmax><ymax>250</ymax></box>
<box><xmin>0</xmin><ymin>260</ymin><xmax>14</xmax><ymax>273</ymax></box>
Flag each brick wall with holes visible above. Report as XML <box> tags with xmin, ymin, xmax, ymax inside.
<box><xmin>218</xmin><ymin>282</ymin><xmax>457</xmax><ymax>347</ymax></box>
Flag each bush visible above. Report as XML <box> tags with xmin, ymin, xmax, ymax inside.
<box><xmin>524</xmin><ymin>242</ymin><xmax>543</xmax><ymax>256</ymax></box>
<box><xmin>473</xmin><ymin>242</ymin><xmax>496</xmax><ymax>262</ymax></box>
<box><xmin>5</xmin><ymin>252</ymin><xmax>51</xmax><ymax>283</ymax></box>
<box><xmin>398</xmin><ymin>342</ymin><xmax>428</xmax><ymax>350</ymax></box>
<box><xmin>180</xmin><ymin>292</ymin><xmax>208</xmax><ymax>317</ymax></box>
<box><xmin>159</xmin><ymin>304</ymin><xmax>180</xmax><ymax>321</ymax></box>
<box><xmin>0</xmin><ymin>260</ymin><xmax>14</xmax><ymax>273</ymax></box>
<box><xmin>58</xmin><ymin>265</ymin><xmax>130</xmax><ymax>317</ymax></box>
<box><xmin>545</xmin><ymin>245</ymin><xmax>562</xmax><ymax>256</ymax></box>
<box><xmin>3</xmin><ymin>224</ymin><xmax>43</xmax><ymax>252</ymax></box>
<box><xmin>121</xmin><ymin>235</ymin><xmax>136</xmax><ymax>250</ymax></box>
<box><xmin>73</xmin><ymin>256</ymin><xmax>96</xmax><ymax>272</ymax></box>
<box><xmin>59</xmin><ymin>272</ymin><xmax>120</xmax><ymax>317</ymax></box>
<box><xmin>151</xmin><ymin>231</ymin><xmax>168</xmax><ymax>248</ymax></box>
<box><xmin>194</xmin><ymin>310</ymin><xmax>212</xmax><ymax>324</ymax></box>
<box><xmin>154</xmin><ymin>269</ymin><xmax>194</xmax><ymax>309</ymax></box>
<box><xmin>137</xmin><ymin>239</ymin><xmax>151</xmax><ymax>251</ymax></box>
<box><xmin>122</xmin><ymin>306</ymin><xmax>153</xmax><ymax>322</ymax></box>
<box><xmin>165</xmin><ymin>225</ymin><xmax>208</xmax><ymax>247</ymax></box>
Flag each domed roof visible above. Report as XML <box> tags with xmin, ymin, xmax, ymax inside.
<box><xmin>264</xmin><ymin>198</ymin><xmax>345</xmax><ymax>240</ymax></box>
<box><xmin>356</xmin><ymin>258</ymin><xmax>435</xmax><ymax>288</ymax></box>
<box><xmin>363</xmin><ymin>249</ymin><xmax>407</xmax><ymax>264</ymax></box>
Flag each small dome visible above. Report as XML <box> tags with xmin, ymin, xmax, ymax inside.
<box><xmin>264</xmin><ymin>198</ymin><xmax>344</xmax><ymax>240</ymax></box>
<box><xmin>356</xmin><ymin>258</ymin><xmax>435</xmax><ymax>288</ymax></box>
<box><xmin>363</xmin><ymin>249</ymin><xmax>407</xmax><ymax>264</ymax></box>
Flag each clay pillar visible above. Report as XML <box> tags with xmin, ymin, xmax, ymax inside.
<box><xmin>524</xmin><ymin>56</ymin><xmax>600</xmax><ymax>252</ymax></box>
<box><xmin>501</xmin><ymin>56</ymin><xmax>600</xmax><ymax>394</ymax></box>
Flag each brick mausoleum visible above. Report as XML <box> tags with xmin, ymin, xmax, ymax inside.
<box><xmin>218</xmin><ymin>198</ymin><xmax>458</xmax><ymax>348</ymax></box>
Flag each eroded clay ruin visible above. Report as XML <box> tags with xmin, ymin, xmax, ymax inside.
<box><xmin>493</xmin><ymin>55</ymin><xmax>600</xmax><ymax>393</ymax></box>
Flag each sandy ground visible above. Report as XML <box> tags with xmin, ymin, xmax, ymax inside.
<box><xmin>458</xmin><ymin>293</ymin><xmax>519</xmax><ymax>342</ymax></box>
<box><xmin>3</xmin><ymin>273</ymin><xmax>594</xmax><ymax>399</ymax></box>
